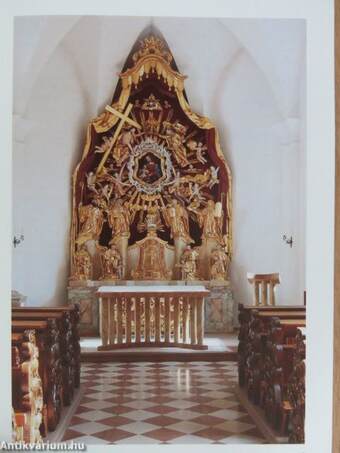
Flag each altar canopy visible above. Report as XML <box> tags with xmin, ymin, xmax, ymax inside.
<box><xmin>70</xmin><ymin>27</ymin><xmax>232</xmax><ymax>283</ymax></box>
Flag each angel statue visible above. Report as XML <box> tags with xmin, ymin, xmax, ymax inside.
<box><xmin>86</xmin><ymin>171</ymin><xmax>98</xmax><ymax>194</ymax></box>
<box><xmin>100</xmin><ymin>244</ymin><xmax>122</xmax><ymax>280</ymax></box>
<box><xmin>208</xmin><ymin>166</ymin><xmax>220</xmax><ymax>188</ymax></box>
<box><xmin>95</xmin><ymin>135</ymin><xmax>113</xmax><ymax>154</ymax></box>
<box><xmin>186</xmin><ymin>139</ymin><xmax>207</xmax><ymax>164</ymax></box>
<box><xmin>162</xmin><ymin>199</ymin><xmax>193</xmax><ymax>244</ymax></box>
<box><xmin>210</xmin><ymin>245</ymin><xmax>230</xmax><ymax>280</ymax></box>
<box><xmin>180</xmin><ymin>246</ymin><xmax>199</xmax><ymax>280</ymax></box>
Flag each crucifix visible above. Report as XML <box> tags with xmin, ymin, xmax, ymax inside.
<box><xmin>96</xmin><ymin>103</ymin><xmax>141</xmax><ymax>174</ymax></box>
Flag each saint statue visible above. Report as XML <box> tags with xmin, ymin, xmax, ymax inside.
<box><xmin>188</xmin><ymin>199</ymin><xmax>223</xmax><ymax>242</ymax></box>
<box><xmin>162</xmin><ymin>121</ymin><xmax>189</xmax><ymax>167</ymax></box>
<box><xmin>72</xmin><ymin>245</ymin><xmax>92</xmax><ymax>280</ymax></box>
<box><xmin>76</xmin><ymin>199</ymin><xmax>105</xmax><ymax>246</ymax></box>
<box><xmin>180</xmin><ymin>246</ymin><xmax>199</xmax><ymax>280</ymax></box>
<box><xmin>107</xmin><ymin>198</ymin><xmax>131</xmax><ymax>239</ymax></box>
<box><xmin>113</xmin><ymin>126</ymin><xmax>142</xmax><ymax>166</ymax></box>
<box><xmin>100</xmin><ymin>244</ymin><xmax>122</xmax><ymax>280</ymax></box>
<box><xmin>163</xmin><ymin>199</ymin><xmax>193</xmax><ymax>243</ymax></box>
<box><xmin>210</xmin><ymin>246</ymin><xmax>230</xmax><ymax>280</ymax></box>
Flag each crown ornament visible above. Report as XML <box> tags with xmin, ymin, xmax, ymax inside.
<box><xmin>133</xmin><ymin>36</ymin><xmax>173</xmax><ymax>64</ymax></box>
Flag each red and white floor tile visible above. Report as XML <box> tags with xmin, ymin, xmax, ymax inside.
<box><xmin>62</xmin><ymin>362</ymin><xmax>266</xmax><ymax>444</ymax></box>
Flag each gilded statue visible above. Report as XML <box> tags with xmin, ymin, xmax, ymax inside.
<box><xmin>100</xmin><ymin>244</ymin><xmax>122</xmax><ymax>280</ymax></box>
<box><xmin>188</xmin><ymin>199</ymin><xmax>223</xmax><ymax>241</ymax></box>
<box><xmin>107</xmin><ymin>198</ymin><xmax>131</xmax><ymax>238</ymax></box>
<box><xmin>210</xmin><ymin>246</ymin><xmax>230</xmax><ymax>280</ymax></box>
<box><xmin>76</xmin><ymin>199</ymin><xmax>105</xmax><ymax>246</ymax></box>
<box><xmin>113</xmin><ymin>126</ymin><xmax>141</xmax><ymax>166</ymax></box>
<box><xmin>163</xmin><ymin>199</ymin><xmax>193</xmax><ymax>243</ymax></box>
<box><xmin>72</xmin><ymin>245</ymin><xmax>92</xmax><ymax>280</ymax></box>
<box><xmin>162</xmin><ymin>121</ymin><xmax>189</xmax><ymax>167</ymax></box>
<box><xmin>137</xmin><ymin>206</ymin><xmax>164</xmax><ymax>234</ymax></box>
<box><xmin>180</xmin><ymin>246</ymin><xmax>199</xmax><ymax>280</ymax></box>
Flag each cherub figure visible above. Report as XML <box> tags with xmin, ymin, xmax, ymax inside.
<box><xmin>99</xmin><ymin>183</ymin><xmax>113</xmax><ymax>204</ymax></box>
<box><xmin>208</xmin><ymin>166</ymin><xmax>220</xmax><ymax>188</ymax></box>
<box><xmin>95</xmin><ymin>135</ymin><xmax>113</xmax><ymax>154</ymax></box>
<box><xmin>186</xmin><ymin>139</ymin><xmax>207</xmax><ymax>164</ymax></box>
<box><xmin>86</xmin><ymin>171</ymin><xmax>98</xmax><ymax>194</ymax></box>
<box><xmin>188</xmin><ymin>182</ymin><xmax>205</xmax><ymax>203</ymax></box>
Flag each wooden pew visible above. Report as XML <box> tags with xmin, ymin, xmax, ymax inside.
<box><xmin>12</xmin><ymin>320</ymin><xmax>62</xmax><ymax>432</ymax></box>
<box><xmin>238</xmin><ymin>303</ymin><xmax>305</xmax><ymax>387</ymax></box>
<box><xmin>260</xmin><ymin>318</ymin><xmax>305</xmax><ymax>434</ymax></box>
<box><xmin>238</xmin><ymin>304</ymin><xmax>306</xmax><ymax>386</ymax></box>
<box><xmin>245</xmin><ymin>311</ymin><xmax>305</xmax><ymax>405</ymax></box>
<box><xmin>12</xmin><ymin>330</ymin><xmax>43</xmax><ymax>442</ymax></box>
<box><xmin>12</xmin><ymin>310</ymin><xmax>75</xmax><ymax>406</ymax></box>
<box><xmin>237</xmin><ymin>304</ymin><xmax>306</xmax><ymax>442</ymax></box>
<box><xmin>12</xmin><ymin>305</ymin><xmax>80</xmax><ymax>388</ymax></box>
<box><xmin>287</xmin><ymin>327</ymin><xmax>306</xmax><ymax>443</ymax></box>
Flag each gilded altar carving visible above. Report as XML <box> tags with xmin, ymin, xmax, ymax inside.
<box><xmin>71</xmin><ymin>245</ymin><xmax>92</xmax><ymax>280</ymax></box>
<box><xmin>100</xmin><ymin>244</ymin><xmax>122</xmax><ymax>280</ymax></box>
<box><xmin>188</xmin><ymin>199</ymin><xmax>224</xmax><ymax>242</ymax></box>
<box><xmin>76</xmin><ymin>200</ymin><xmax>105</xmax><ymax>246</ymax></box>
<box><xmin>163</xmin><ymin>199</ymin><xmax>193</xmax><ymax>244</ymax></box>
<box><xmin>107</xmin><ymin>198</ymin><xmax>130</xmax><ymax>239</ymax></box>
<box><xmin>180</xmin><ymin>246</ymin><xmax>199</xmax><ymax>280</ymax></box>
<box><xmin>210</xmin><ymin>245</ymin><xmax>230</xmax><ymax>280</ymax></box>
<box><xmin>70</xmin><ymin>28</ymin><xmax>232</xmax><ymax>282</ymax></box>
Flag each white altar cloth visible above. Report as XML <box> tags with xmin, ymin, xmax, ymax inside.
<box><xmin>97</xmin><ymin>285</ymin><xmax>208</xmax><ymax>293</ymax></box>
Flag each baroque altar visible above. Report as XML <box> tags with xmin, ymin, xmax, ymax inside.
<box><xmin>68</xmin><ymin>27</ymin><xmax>235</xmax><ymax>337</ymax></box>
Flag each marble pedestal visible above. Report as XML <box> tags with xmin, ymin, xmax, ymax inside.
<box><xmin>68</xmin><ymin>280</ymin><xmax>236</xmax><ymax>336</ymax></box>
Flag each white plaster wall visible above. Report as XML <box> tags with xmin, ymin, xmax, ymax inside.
<box><xmin>12</xmin><ymin>16</ymin><xmax>306</xmax><ymax>307</ymax></box>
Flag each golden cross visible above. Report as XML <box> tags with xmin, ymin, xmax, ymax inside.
<box><xmin>96</xmin><ymin>103</ymin><xmax>141</xmax><ymax>174</ymax></box>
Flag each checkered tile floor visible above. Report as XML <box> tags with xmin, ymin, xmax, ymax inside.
<box><xmin>62</xmin><ymin>362</ymin><xmax>266</xmax><ymax>444</ymax></box>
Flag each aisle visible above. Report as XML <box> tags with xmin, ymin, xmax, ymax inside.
<box><xmin>62</xmin><ymin>362</ymin><xmax>266</xmax><ymax>445</ymax></box>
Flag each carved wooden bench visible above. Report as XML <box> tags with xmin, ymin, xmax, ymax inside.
<box><xmin>12</xmin><ymin>330</ymin><xmax>43</xmax><ymax>442</ymax></box>
<box><xmin>237</xmin><ymin>304</ymin><xmax>306</xmax><ymax>387</ymax></box>
<box><xmin>12</xmin><ymin>310</ymin><xmax>75</xmax><ymax>406</ymax></box>
<box><xmin>12</xmin><ymin>319</ymin><xmax>62</xmax><ymax>432</ymax></box>
<box><xmin>12</xmin><ymin>304</ymin><xmax>80</xmax><ymax>389</ymax></box>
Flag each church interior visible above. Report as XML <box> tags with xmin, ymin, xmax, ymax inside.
<box><xmin>11</xmin><ymin>16</ymin><xmax>306</xmax><ymax>445</ymax></box>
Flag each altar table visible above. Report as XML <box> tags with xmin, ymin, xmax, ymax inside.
<box><xmin>97</xmin><ymin>286</ymin><xmax>209</xmax><ymax>350</ymax></box>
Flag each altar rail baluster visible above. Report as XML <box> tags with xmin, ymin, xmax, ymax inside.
<box><xmin>98</xmin><ymin>289</ymin><xmax>209</xmax><ymax>350</ymax></box>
